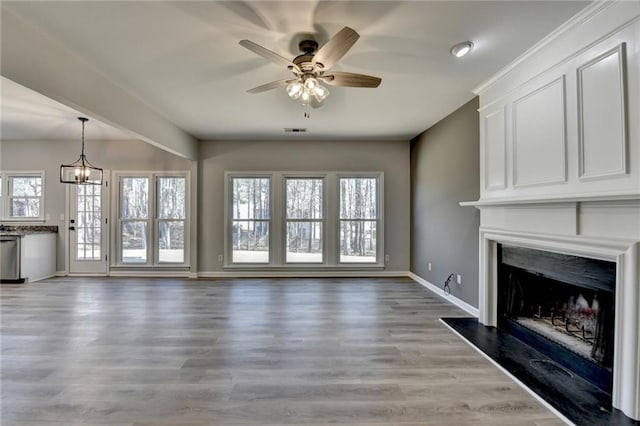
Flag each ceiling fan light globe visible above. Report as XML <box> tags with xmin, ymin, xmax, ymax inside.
<box><xmin>304</xmin><ymin>78</ymin><xmax>318</xmax><ymax>91</ymax></box>
<box><xmin>314</xmin><ymin>85</ymin><xmax>329</xmax><ymax>102</ymax></box>
<box><xmin>286</xmin><ymin>81</ymin><xmax>303</xmax><ymax>99</ymax></box>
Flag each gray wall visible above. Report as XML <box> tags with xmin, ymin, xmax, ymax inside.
<box><xmin>199</xmin><ymin>139</ymin><xmax>410</xmax><ymax>273</ymax></box>
<box><xmin>410</xmin><ymin>97</ymin><xmax>480</xmax><ymax>307</ymax></box>
<box><xmin>1</xmin><ymin>139</ymin><xmax>195</xmax><ymax>272</ymax></box>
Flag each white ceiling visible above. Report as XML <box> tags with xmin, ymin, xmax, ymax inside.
<box><xmin>1</xmin><ymin>1</ymin><xmax>589</xmax><ymax>142</ymax></box>
<box><xmin>0</xmin><ymin>77</ymin><xmax>135</xmax><ymax>140</ymax></box>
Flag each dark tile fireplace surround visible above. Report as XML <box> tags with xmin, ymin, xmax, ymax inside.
<box><xmin>443</xmin><ymin>245</ymin><xmax>639</xmax><ymax>425</ymax></box>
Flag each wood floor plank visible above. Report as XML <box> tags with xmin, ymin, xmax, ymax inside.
<box><xmin>1</xmin><ymin>277</ymin><xmax>562</xmax><ymax>424</ymax></box>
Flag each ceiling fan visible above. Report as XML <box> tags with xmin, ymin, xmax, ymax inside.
<box><xmin>239</xmin><ymin>27</ymin><xmax>381</xmax><ymax>110</ymax></box>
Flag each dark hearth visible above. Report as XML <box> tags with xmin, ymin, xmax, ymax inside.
<box><xmin>441</xmin><ymin>317</ymin><xmax>639</xmax><ymax>426</ymax></box>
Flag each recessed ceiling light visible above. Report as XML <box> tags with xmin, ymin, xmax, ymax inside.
<box><xmin>450</xmin><ymin>41</ymin><xmax>474</xmax><ymax>58</ymax></box>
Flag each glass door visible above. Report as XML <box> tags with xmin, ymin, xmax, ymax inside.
<box><xmin>69</xmin><ymin>180</ymin><xmax>108</xmax><ymax>274</ymax></box>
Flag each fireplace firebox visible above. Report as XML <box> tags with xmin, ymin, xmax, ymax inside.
<box><xmin>497</xmin><ymin>245</ymin><xmax>616</xmax><ymax>395</ymax></box>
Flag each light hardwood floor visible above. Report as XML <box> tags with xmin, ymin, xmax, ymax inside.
<box><xmin>1</xmin><ymin>277</ymin><xmax>563</xmax><ymax>425</ymax></box>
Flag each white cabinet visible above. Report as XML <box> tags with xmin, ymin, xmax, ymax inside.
<box><xmin>20</xmin><ymin>232</ymin><xmax>56</xmax><ymax>282</ymax></box>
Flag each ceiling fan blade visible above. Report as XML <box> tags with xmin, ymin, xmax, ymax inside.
<box><xmin>247</xmin><ymin>79</ymin><xmax>295</xmax><ymax>94</ymax></box>
<box><xmin>320</xmin><ymin>72</ymin><xmax>381</xmax><ymax>88</ymax></box>
<box><xmin>312</xmin><ymin>27</ymin><xmax>359</xmax><ymax>70</ymax></box>
<box><xmin>239</xmin><ymin>40</ymin><xmax>300</xmax><ymax>72</ymax></box>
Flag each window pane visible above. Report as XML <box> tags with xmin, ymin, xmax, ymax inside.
<box><xmin>158</xmin><ymin>177</ymin><xmax>186</xmax><ymax>219</ymax></box>
<box><xmin>159</xmin><ymin>221</ymin><xmax>185</xmax><ymax>263</ymax></box>
<box><xmin>92</xmin><ymin>228</ymin><xmax>101</xmax><ymax>259</ymax></box>
<box><xmin>340</xmin><ymin>220</ymin><xmax>377</xmax><ymax>263</ymax></box>
<box><xmin>232</xmin><ymin>178</ymin><xmax>270</xmax><ymax>219</ymax></box>
<box><xmin>11</xmin><ymin>198</ymin><xmax>40</xmax><ymax>217</ymax></box>
<box><xmin>121</xmin><ymin>178</ymin><xmax>148</xmax><ymax>219</ymax></box>
<box><xmin>77</xmin><ymin>227</ymin><xmax>101</xmax><ymax>260</ymax></box>
<box><xmin>232</xmin><ymin>220</ymin><xmax>269</xmax><ymax>263</ymax></box>
<box><xmin>286</xmin><ymin>178</ymin><xmax>323</xmax><ymax>219</ymax></box>
<box><xmin>122</xmin><ymin>221</ymin><xmax>147</xmax><ymax>263</ymax></box>
<box><xmin>340</xmin><ymin>178</ymin><xmax>377</xmax><ymax>219</ymax></box>
<box><xmin>286</xmin><ymin>222</ymin><xmax>322</xmax><ymax>263</ymax></box>
<box><xmin>11</xmin><ymin>177</ymin><xmax>42</xmax><ymax>197</ymax></box>
<box><xmin>77</xmin><ymin>195</ymin><xmax>86</xmax><ymax>212</ymax></box>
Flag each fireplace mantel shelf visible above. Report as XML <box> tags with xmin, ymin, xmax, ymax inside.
<box><xmin>460</xmin><ymin>192</ymin><xmax>640</xmax><ymax>208</ymax></box>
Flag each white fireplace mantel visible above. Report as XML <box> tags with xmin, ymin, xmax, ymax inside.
<box><xmin>472</xmin><ymin>221</ymin><xmax>640</xmax><ymax>420</ymax></box>
<box><xmin>464</xmin><ymin>196</ymin><xmax>640</xmax><ymax>420</ymax></box>
<box><xmin>467</xmin><ymin>0</ymin><xmax>640</xmax><ymax>419</ymax></box>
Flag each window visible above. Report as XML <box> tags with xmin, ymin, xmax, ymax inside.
<box><xmin>120</xmin><ymin>177</ymin><xmax>149</xmax><ymax>263</ymax></box>
<box><xmin>339</xmin><ymin>177</ymin><xmax>378</xmax><ymax>263</ymax></box>
<box><xmin>1</xmin><ymin>172</ymin><xmax>45</xmax><ymax>220</ymax></box>
<box><xmin>157</xmin><ymin>177</ymin><xmax>186</xmax><ymax>263</ymax></box>
<box><xmin>285</xmin><ymin>178</ymin><xmax>324</xmax><ymax>263</ymax></box>
<box><xmin>231</xmin><ymin>177</ymin><xmax>270</xmax><ymax>263</ymax></box>
<box><xmin>116</xmin><ymin>173</ymin><xmax>188</xmax><ymax>266</ymax></box>
<box><xmin>225</xmin><ymin>172</ymin><xmax>382</xmax><ymax>268</ymax></box>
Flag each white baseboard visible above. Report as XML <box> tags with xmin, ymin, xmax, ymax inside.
<box><xmin>408</xmin><ymin>272</ymin><xmax>479</xmax><ymax>317</ymax></box>
<box><xmin>439</xmin><ymin>318</ymin><xmax>573</xmax><ymax>426</ymax></box>
<box><xmin>53</xmin><ymin>270</ymin><xmax>408</xmax><ymax>279</ymax></box>
<box><xmin>67</xmin><ymin>273</ymin><xmax>108</xmax><ymax>277</ymax></box>
<box><xmin>198</xmin><ymin>270</ymin><xmax>410</xmax><ymax>278</ymax></box>
<box><xmin>108</xmin><ymin>270</ymin><xmax>191</xmax><ymax>278</ymax></box>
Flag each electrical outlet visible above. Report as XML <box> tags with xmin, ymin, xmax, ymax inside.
<box><xmin>428</xmin><ymin>262</ymin><xmax>432</xmax><ymax>271</ymax></box>
<box><xmin>456</xmin><ymin>274</ymin><xmax>462</xmax><ymax>285</ymax></box>
<box><xmin>385</xmin><ymin>254</ymin><xmax>390</xmax><ymax>263</ymax></box>
<box><xmin>217</xmin><ymin>254</ymin><xmax>223</xmax><ymax>262</ymax></box>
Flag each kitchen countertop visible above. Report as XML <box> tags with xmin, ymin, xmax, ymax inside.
<box><xmin>0</xmin><ymin>226</ymin><xmax>58</xmax><ymax>236</ymax></box>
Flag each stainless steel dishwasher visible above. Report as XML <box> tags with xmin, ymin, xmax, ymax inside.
<box><xmin>1</xmin><ymin>235</ymin><xmax>24</xmax><ymax>283</ymax></box>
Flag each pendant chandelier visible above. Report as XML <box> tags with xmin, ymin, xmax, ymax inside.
<box><xmin>60</xmin><ymin>117</ymin><xmax>103</xmax><ymax>185</ymax></box>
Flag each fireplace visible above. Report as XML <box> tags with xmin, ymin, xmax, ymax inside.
<box><xmin>497</xmin><ymin>245</ymin><xmax>616</xmax><ymax>395</ymax></box>
<box><xmin>473</xmin><ymin>226</ymin><xmax>640</xmax><ymax>421</ymax></box>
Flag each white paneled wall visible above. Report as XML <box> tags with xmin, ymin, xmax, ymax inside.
<box><xmin>476</xmin><ymin>1</ymin><xmax>639</xmax><ymax>201</ymax></box>
<box><xmin>577</xmin><ymin>44</ymin><xmax>627</xmax><ymax>180</ymax></box>
<box><xmin>512</xmin><ymin>76</ymin><xmax>567</xmax><ymax>188</ymax></box>
<box><xmin>483</xmin><ymin>107</ymin><xmax>507</xmax><ymax>190</ymax></box>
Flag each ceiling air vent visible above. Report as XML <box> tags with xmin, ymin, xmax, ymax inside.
<box><xmin>284</xmin><ymin>128</ymin><xmax>307</xmax><ymax>133</ymax></box>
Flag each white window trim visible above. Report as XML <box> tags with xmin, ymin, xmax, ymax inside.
<box><xmin>112</xmin><ymin>171</ymin><xmax>190</xmax><ymax>268</ymax></box>
<box><xmin>0</xmin><ymin>171</ymin><xmax>46</xmax><ymax>222</ymax></box>
<box><xmin>224</xmin><ymin>171</ymin><xmax>384</xmax><ymax>269</ymax></box>
<box><xmin>225</xmin><ymin>173</ymin><xmax>273</xmax><ymax>266</ymax></box>
<box><xmin>283</xmin><ymin>174</ymin><xmax>327</xmax><ymax>265</ymax></box>
<box><xmin>337</xmin><ymin>173</ymin><xmax>384</xmax><ymax>266</ymax></box>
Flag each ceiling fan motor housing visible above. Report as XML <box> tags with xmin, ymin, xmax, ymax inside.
<box><xmin>298</xmin><ymin>40</ymin><xmax>318</xmax><ymax>54</ymax></box>
<box><xmin>293</xmin><ymin>40</ymin><xmax>323</xmax><ymax>72</ymax></box>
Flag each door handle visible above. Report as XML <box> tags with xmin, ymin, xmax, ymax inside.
<box><xmin>69</xmin><ymin>226</ymin><xmax>75</xmax><ymax>231</ymax></box>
